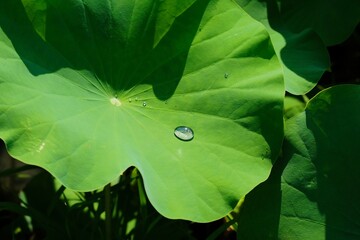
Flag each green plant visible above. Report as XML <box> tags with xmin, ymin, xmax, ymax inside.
<box><xmin>1</xmin><ymin>0</ymin><xmax>359</xmax><ymax>239</ymax></box>
<box><xmin>0</xmin><ymin>0</ymin><xmax>284</xmax><ymax>221</ymax></box>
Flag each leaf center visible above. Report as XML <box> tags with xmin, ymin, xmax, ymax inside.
<box><xmin>110</xmin><ymin>97</ymin><xmax>121</xmax><ymax>107</ymax></box>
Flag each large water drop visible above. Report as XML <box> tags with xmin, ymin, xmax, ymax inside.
<box><xmin>174</xmin><ymin>126</ymin><xmax>194</xmax><ymax>141</ymax></box>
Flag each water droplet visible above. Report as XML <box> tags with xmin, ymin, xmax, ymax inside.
<box><xmin>224</xmin><ymin>73</ymin><xmax>229</xmax><ymax>79</ymax></box>
<box><xmin>36</xmin><ymin>142</ymin><xmax>46</xmax><ymax>153</ymax></box>
<box><xmin>174</xmin><ymin>126</ymin><xmax>194</xmax><ymax>141</ymax></box>
<box><xmin>110</xmin><ymin>97</ymin><xmax>121</xmax><ymax>107</ymax></box>
<box><xmin>142</xmin><ymin>101</ymin><xmax>147</xmax><ymax>107</ymax></box>
<box><xmin>128</xmin><ymin>98</ymin><xmax>132</xmax><ymax>103</ymax></box>
<box><xmin>135</xmin><ymin>97</ymin><xmax>138</xmax><ymax>101</ymax></box>
<box><xmin>164</xmin><ymin>100</ymin><xmax>168</xmax><ymax>104</ymax></box>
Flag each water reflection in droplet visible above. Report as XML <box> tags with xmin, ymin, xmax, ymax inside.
<box><xmin>174</xmin><ymin>126</ymin><xmax>194</xmax><ymax>141</ymax></box>
<box><xmin>142</xmin><ymin>101</ymin><xmax>147</xmax><ymax>107</ymax></box>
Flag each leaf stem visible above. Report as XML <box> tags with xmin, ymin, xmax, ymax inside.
<box><xmin>302</xmin><ymin>94</ymin><xmax>310</xmax><ymax>104</ymax></box>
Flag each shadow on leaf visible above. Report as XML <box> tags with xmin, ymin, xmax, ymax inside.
<box><xmin>0</xmin><ymin>0</ymin><xmax>209</xmax><ymax>100</ymax></box>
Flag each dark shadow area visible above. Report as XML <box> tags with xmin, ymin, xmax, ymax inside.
<box><xmin>235</xmin><ymin>154</ymin><xmax>285</xmax><ymax>240</ymax></box>
<box><xmin>320</xmin><ymin>24</ymin><xmax>360</xmax><ymax>86</ymax></box>
<box><xmin>0</xmin><ymin>0</ymin><xmax>209</xmax><ymax>100</ymax></box>
<box><xmin>306</xmin><ymin>112</ymin><xmax>360</xmax><ymax>240</ymax></box>
<box><xmin>264</xmin><ymin>0</ymin><xmax>330</xmax><ymax>84</ymax></box>
<box><xmin>140</xmin><ymin>0</ymin><xmax>210</xmax><ymax>100</ymax></box>
<box><xmin>0</xmin><ymin>1</ymin><xmax>71</xmax><ymax>74</ymax></box>
<box><xmin>190</xmin><ymin>220</ymin><xmax>236</xmax><ymax>240</ymax></box>
<box><xmin>303</xmin><ymin>23</ymin><xmax>360</xmax><ymax>99</ymax></box>
<box><xmin>0</xmin><ymin>139</ymin><xmax>43</xmax><ymax>239</ymax></box>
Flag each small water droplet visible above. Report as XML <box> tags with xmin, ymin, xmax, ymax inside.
<box><xmin>164</xmin><ymin>100</ymin><xmax>168</xmax><ymax>104</ymax></box>
<box><xmin>110</xmin><ymin>97</ymin><xmax>121</xmax><ymax>107</ymax></box>
<box><xmin>128</xmin><ymin>98</ymin><xmax>132</xmax><ymax>103</ymax></box>
<box><xmin>224</xmin><ymin>73</ymin><xmax>229</xmax><ymax>79</ymax></box>
<box><xmin>142</xmin><ymin>101</ymin><xmax>147</xmax><ymax>107</ymax></box>
<box><xmin>174</xmin><ymin>126</ymin><xmax>194</xmax><ymax>141</ymax></box>
<box><xmin>36</xmin><ymin>142</ymin><xmax>46</xmax><ymax>153</ymax></box>
<box><xmin>135</xmin><ymin>97</ymin><xmax>138</xmax><ymax>101</ymax></box>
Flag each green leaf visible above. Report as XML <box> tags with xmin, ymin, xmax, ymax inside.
<box><xmin>0</xmin><ymin>0</ymin><xmax>284</xmax><ymax>221</ymax></box>
<box><xmin>235</xmin><ymin>177</ymin><xmax>281</xmax><ymax>240</ymax></box>
<box><xmin>283</xmin><ymin>96</ymin><xmax>305</xmax><ymax>120</ymax></box>
<box><xmin>154</xmin><ymin>0</ymin><xmax>197</xmax><ymax>47</ymax></box>
<box><xmin>236</xmin><ymin>0</ymin><xmax>330</xmax><ymax>95</ymax></box>
<box><xmin>235</xmin><ymin>85</ymin><xmax>360</xmax><ymax>239</ymax></box>
<box><xmin>273</xmin><ymin>28</ymin><xmax>329</xmax><ymax>94</ymax></box>
<box><xmin>280</xmin><ymin>85</ymin><xmax>360</xmax><ymax>239</ymax></box>
<box><xmin>278</xmin><ymin>0</ymin><xmax>360</xmax><ymax>46</ymax></box>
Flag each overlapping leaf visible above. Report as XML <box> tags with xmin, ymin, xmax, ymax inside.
<box><xmin>279</xmin><ymin>0</ymin><xmax>360</xmax><ymax>46</ymax></box>
<box><xmin>279</xmin><ymin>85</ymin><xmax>360</xmax><ymax>239</ymax></box>
<box><xmin>0</xmin><ymin>0</ymin><xmax>283</xmax><ymax>221</ymax></box>
<box><xmin>234</xmin><ymin>85</ymin><xmax>360</xmax><ymax>239</ymax></box>
<box><xmin>236</xmin><ymin>0</ymin><xmax>330</xmax><ymax>94</ymax></box>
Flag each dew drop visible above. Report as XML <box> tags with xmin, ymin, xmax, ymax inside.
<box><xmin>174</xmin><ymin>126</ymin><xmax>194</xmax><ymax>141</ymax></box>
<box><xmin>128</xmin><ymin>98</ymin><xmax>132</xmax><ymax>103</ymax></box>
<box><xmin>36</xmin><ymin>142</ymin><xmax>46</xmax><ymax>153</ymax></box>
<box><xmin>135</xmin><ymin>97</ymin><xmax>138</xmax><ymax>101</ymax></box>
<box><xmin>142</xmin><ymin>101</ymin><xmax>147</xmax><ymax>107</ymax></box>
<box><xmin>224</xmin><ymin>73</ymin><xmax>229</xmax><ymax>79</ymax></box>
<box><xmin>110</xmin><ymin>97</ymin><xmax>121</xmax><ymax>107</ymax></box>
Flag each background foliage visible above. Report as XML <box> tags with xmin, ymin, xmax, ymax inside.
<box><xmin>1</xmin><ymin>0</ymin><xmax>359</xmax><ymax>239</ymax></box>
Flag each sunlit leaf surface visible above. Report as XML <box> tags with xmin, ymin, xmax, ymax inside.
<box><xmin>0</xmin><ymin>0</ymin><xmax>283</xmax><ymax>221</ymax></box>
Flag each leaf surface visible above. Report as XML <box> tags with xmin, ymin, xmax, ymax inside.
<box><xmin>0</xmin><ymin>0</ymin><xmax>284</xmax><ymax>221</ymax></box>
<box><xmin>279</xmin><ymin>0</ymin><xmax>360</xmax><ymax>46</ymax></box>
<box><xmin>236</xmin><ymin>0</ymin><xmax>330</xmax><ymax>94</ymax></box>
<box><xmin>235</xmin><ymin>85</ymin><xmax>360</xmax><ymax>239</ymax></box>
<box><xmin>280</xmin><ymin>85</ymin><xmax>360</xmax><ymax>239</ymax></box>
